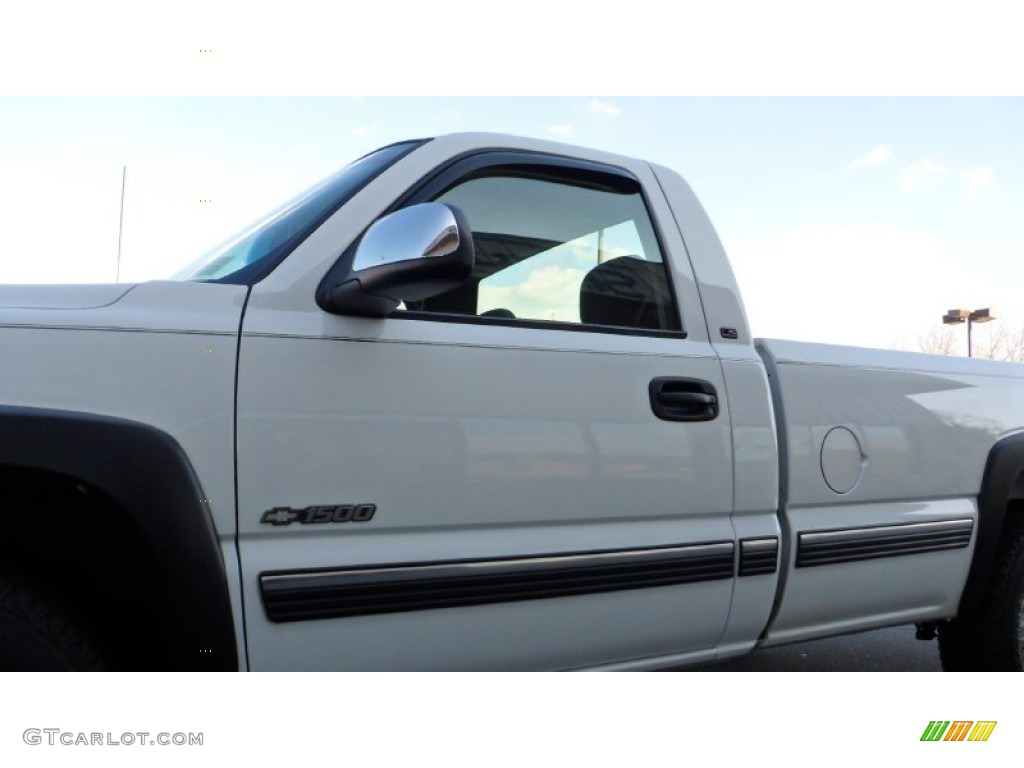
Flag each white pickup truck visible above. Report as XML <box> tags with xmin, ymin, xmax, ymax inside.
<box><xmin>1</xmin><ymin>133</ymin><xmax>1022</xmax><ymax>671</ymax></box>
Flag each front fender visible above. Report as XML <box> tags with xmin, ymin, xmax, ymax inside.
<box><xmin>0</xmin><ymin>406</ymin><xmax>238</xmax><ymax>671</ymax></box>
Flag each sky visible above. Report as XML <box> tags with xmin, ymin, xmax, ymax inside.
<box><xmin>1</xmin><ymin>1</ymin><xmax>1021</xmax><ymax>355</ymax></box>
<box><xmin>1</xmin><ymin>96</ymin><xmax>1020</xmax><ymax>353</ymax></box>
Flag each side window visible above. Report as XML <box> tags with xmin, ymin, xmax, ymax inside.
<box><xmin>401</xmin><ymin>170</ymin><xmax>682</xmax><ymax>333</ymax></box>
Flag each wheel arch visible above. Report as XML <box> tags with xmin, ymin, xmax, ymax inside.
<box><xmin>959</xmin><ymin>431</ymin><xmax>1024</xmax><ymax>615</ymax></box>
<box><xmin>0</xmin><ymin>406</ymin><xmax>238</xmax><ymax>670</ymax></box>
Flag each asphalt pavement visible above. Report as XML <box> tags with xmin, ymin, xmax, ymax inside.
<box><xmin>687</xmin><ymin>625</ymin><xmax>943</xmax><ymax>671</ymax></box>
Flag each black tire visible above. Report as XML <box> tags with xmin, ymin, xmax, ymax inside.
<box><xmin>938</xmin><ymin>521</ymin><xmax>1024</xmax><ymax>671</ymax></box>
<box><xmin>0</xmin><ymin>578</ymin><xmax>105</xmax><ymax>671</ymax></box>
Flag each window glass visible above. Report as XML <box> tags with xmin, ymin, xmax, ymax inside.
<box><xmin>404</xmin><ymin>173</ymin><xmax>681</xmax><ymax>333</ymax></box>
<box><xmin>172</xmin><ymin>141</ymin><xmax>421</xmax><ymax>284</ymax></box>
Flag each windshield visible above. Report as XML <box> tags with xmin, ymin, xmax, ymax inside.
<box><xmin>172</xmin><ymin>140</ymin><xmax>425</xmax><ymax>284</ymax></box>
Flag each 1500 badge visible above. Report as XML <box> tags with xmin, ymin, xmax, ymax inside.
<box><xmin>261</xmin><ymin>504</ymin><xmax>377</xmax><ymax>526</ymax></box>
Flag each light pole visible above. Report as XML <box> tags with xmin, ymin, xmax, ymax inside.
<box><xmin>116</xmin><ymin>165</ymin><xmax>126</xmax><ymax>283</ymax></box>
<box><xmin>942</xmin><ymin>308</ymin><xmax>995</xmax><ymax>357</ymax></box>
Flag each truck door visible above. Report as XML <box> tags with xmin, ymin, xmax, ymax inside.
<box><xmin>236</xmin><ymin>148</ymin><xmax>738</xmax><ymax>669</ymax></box>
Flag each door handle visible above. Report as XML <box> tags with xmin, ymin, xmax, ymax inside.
<box><xmin>649</xmin><ymin>378</ymin><xmax>719</xmax><ymax>422</ymax></box>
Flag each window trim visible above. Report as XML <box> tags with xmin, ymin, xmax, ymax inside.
<box><xmin>318</xmin><ymin>150</ymin><xmax>687</xmax><ymax>339</ymax></box>
<box><xmin>406</xmin><ymin>151</ymin><xmax>642</xmax><ymax>200</ymax></box>
<box><xmin>395</xmin><ymin>310</ymin><xmax>688</xmax><ymax>339</ymax></box>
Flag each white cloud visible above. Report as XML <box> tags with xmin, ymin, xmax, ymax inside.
<box><xmin>961</xmin><ymin>165</ymin><xmax>994</xmax><ymax>202</ymax></box>
<box><xmin>898</xmin><ymin>157</ymin><xmax>949</xmax><ymax>192</ymax></box>
<box><xmin>479</xmin><ymin>264</ymin><xmax>585</xmax><ymax>323</ymax></box>
<box><xmin>351</xmin><ymin>126</ymin><xmax>369</xmax><ymax>137</ymax></box>
<box><xmin>883</xmin><ymin>156</ymin><xmax>995</xmax><ymax>201</ymax></box>
<box><xmin>545</xmin><ymin>124</ymin><xmax>574</xmax><ymax>137</ymax></box>
<box><xmin>587</xmin><ymin>98</ymin><xmax>622</xmax><ymax>118</ymax></box>
<box><xmin>847</xmin><ymin>144</ymin><xmax>891</xmax><ymax>170</ymax></box>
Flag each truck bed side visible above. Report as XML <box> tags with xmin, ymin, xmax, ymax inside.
<box><xmin>756</xmin><ymin>338</ymin><xmax>1024</xmax><ymax>644</ymax></box>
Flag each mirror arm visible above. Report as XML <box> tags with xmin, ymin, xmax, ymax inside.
<box><xmin>324</xmin><ymin>278</ymin><xmax>399</xmax><ymax>317</ymax></box>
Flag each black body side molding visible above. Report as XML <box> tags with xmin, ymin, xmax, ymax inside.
<box><xmin>0</xmin><ymin>406</ymin><xmax>238</xmax><ymax>671</ymax></box>
<box><xmin>261</xmin><ymin>541</ymin><xmax>735</xmax><ymax>623</ymax></box>
<box><xmin>958</xmin><ymin>432</ymin><xmax>1024</xmax><ymax>615</ymax></box>
<box><xmin>796</xmin><ymin>519</ymin><xmax>973</xmax><ymax>568</ymax></box>
<box><xmin>738</xmin><ymin>537</ymin><xmax>779</xmax><ymax>576</ymax></box>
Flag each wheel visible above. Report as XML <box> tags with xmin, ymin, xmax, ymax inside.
<box><xmin>0</xmin><ymin>577</ymin><xmax>105</xmax><ymax>671</ymax></box>
<box><xmin>938</xmin><ymin>522</ymin><xmax>1024</xmax><ymax>671</ymax></box>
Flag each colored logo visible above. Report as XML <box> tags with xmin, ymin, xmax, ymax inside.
<box><xmin>921</xmin><ymin>721</ymin><xmax>997</xmax><ymax>742</ymax></box>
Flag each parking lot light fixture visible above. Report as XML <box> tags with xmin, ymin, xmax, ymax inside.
<box><xmin>942</xmin><ymin>308</ymin><xmax>995</xmax><ymax>357</ymax></box>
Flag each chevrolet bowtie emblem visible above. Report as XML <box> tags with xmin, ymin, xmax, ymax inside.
<box><xmin>261</xmin><ymin>508</ymin><xmax>300</xmax><ymax>526</ymax></box>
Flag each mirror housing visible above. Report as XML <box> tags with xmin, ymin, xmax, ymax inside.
<box><xmin>316</xmin><ymin>203</ymin><xmax>474</xmax><ymax>317</ymax></box>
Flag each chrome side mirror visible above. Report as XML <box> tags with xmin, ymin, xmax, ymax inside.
<box><xmin>317</xmin><ymin>203</ymin><xmax>474</xmax><ymax>317</ymax></box>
